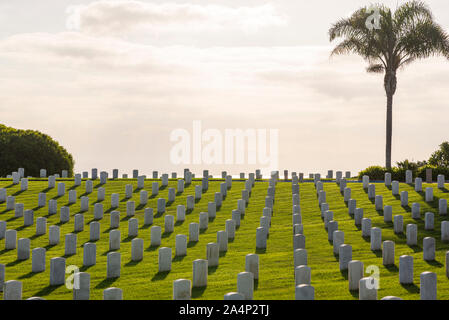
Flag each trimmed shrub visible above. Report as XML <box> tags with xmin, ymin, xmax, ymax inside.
<box><xmin>359</xmin><ymin>165</ymin><xmax>449</xmax><ymax>182</ymax></box>
<box><xmin>417</xmin><ymin>165</ymin><xmax>449</xmax><ymax>181</ymax></box>
<box><xmin>358</xmin><ymin>166</ymin><xmax>387</xmax><ymax>181</ymax></box>
<box><xmin>358</xmin><ymin>166</ymin><xmax>413</xmax><ymax>182</ymax></box>
<box><xmin>0</xmin><ymin>124</ymin><xmax>74</xmax><ymax>177</ymax></box>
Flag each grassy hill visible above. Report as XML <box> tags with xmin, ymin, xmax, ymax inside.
<box><xmin>0</xmin><ymin>177</ymin><xmax>448</xmax><ymax>299</ymax></box>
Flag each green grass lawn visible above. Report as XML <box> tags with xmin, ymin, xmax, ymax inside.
<box><xmin>0</xmin><ymin>177</ymin><xmax>448</xmax><ymax>300</ymax></box>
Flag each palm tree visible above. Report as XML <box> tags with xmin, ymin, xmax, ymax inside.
<box><xmin>329</xmin><ymin>1</ymin><xmax>449</xmax><ymax>169</ymax></box>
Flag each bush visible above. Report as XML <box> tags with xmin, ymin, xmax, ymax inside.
<box><xmin>358</xmin><ymin>166</ymin><xmax>387</xmax><ymax>180</ymax></box>
<box><xmin>358</xmin><ymin>166</ymin><xmax>413</xmax><ymax>182</ymax></box>
<box><xmin>359</xmin><ymin>164</ymin><xmax>449</xmax><ymax>182</ymax></box>
<box><xmin>417</xmin><ymin>165</ymin><xmax>449</xmax><ymax>181</ymax></box>
<box><xmin>0</xmin><ymin>124</ymin><xmax>74</xmax><ymax>177</ymax></box>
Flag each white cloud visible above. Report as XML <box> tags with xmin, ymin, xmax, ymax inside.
<box><xmin>1</xmin><ymin>0</ymin><xmax>449</xmax><ymax>176</ymax></box>
<box><xmin>66</xmin><ymin>1</ymin><xmax>287</xmax><ymax>37</ymax></box>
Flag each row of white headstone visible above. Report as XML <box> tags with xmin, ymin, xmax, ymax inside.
<box><xmin>363</xmin><ymin>172</ymin><xmax>446</xmax><ymax>188</ymax></box>
<box><xmin>318</xmin><ymin>176</ymin><xmax>442</xmax><ymax>299</ymax></box>
<box><xmin>1</xmin><ymin>277</ymin><xmax>123</xmax><ymax>300</ymax></box>
<box><xmin>291</xmin><ymin>178</ymin><xmax>314</xmax><ymax>300</ymax></box>
<box><xmin>1</xmin><ymin>171</ymin><xmax>265</xmax><ymax>299</ymax></box>
<box><xmin>172</xmin><ymin>176</ymin><xmax>259</xmax><ymax>300</ymax></box>
<box><xmin>6</xmin><ymin>167</ymin><xmax>270</xmax><ymax>180</ymax></box>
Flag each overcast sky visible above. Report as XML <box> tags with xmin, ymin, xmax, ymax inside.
<box><xmin>1</xmin><ymin>0</ymin><xmax>448</xmax><ymax>177</ymax></box>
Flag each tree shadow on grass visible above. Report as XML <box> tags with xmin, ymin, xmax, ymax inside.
<box><xmin>191</xmin><ymin>286</ymin><xmax>207</xmax><ymax>298</ymax></box>
<box><xmin>400</xmin><ymin>283</ymin><xmax>419</xmax><ymax>293</ymax></box>
<box><xmin>34</xmin><ymin>284</ymin><xmax>63</xmax><ymax>297</ymax></box>
<box><xmin>95</xmin><ymin>277</ymin><xmax>119</xmax><ymax>289</ymax></box>
<box><xmin>151</xmin><ymin>271</ymin><xmax>170</xmax><ymax>282</ymax></box>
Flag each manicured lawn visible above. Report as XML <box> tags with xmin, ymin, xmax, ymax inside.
<box><xmin>0</xmin><ymin>177</ymin><xmax>448</xmax><ymax>299</ymax></box>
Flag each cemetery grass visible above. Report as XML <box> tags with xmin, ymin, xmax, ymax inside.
<box><xmin>0</xmin><ymin>178</ymin><xmax>449</xmax><ymax>300</ymax></box>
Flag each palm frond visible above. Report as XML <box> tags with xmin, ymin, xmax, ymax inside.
<box><xmin>394</xmin><ymin>0</ymin><xmax>433</xmax><ymax>30</ymax></box>
<box><xmin>366</xmin><ymin>63</ymin><xmax>385</xmax><ymax>73</ymax></box>
<box><xmin>396</xmin><ymin>19</ymin><xmax>449</xmax><ymax>65</ymax></box>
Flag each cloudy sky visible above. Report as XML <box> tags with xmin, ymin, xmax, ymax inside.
<box><xmin>1</xmin><ymin>0</ymin><xmax>449</xmax><ymax>177</ymax></box>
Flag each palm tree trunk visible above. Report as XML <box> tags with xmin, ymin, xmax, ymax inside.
<box><xmin>384</xmin><ymin>71</ymin><xmax>397</xmax><ymax>170</ymax></box>
<box><xmin>385</xmin><ymin>93</ymin><xmax>393</xmax><ymax>169</ymax></box>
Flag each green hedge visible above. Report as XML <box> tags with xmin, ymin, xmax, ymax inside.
<box><xmin>0</xmin><ymin>124</ymin><xmax>74</xmax><ymax>177</ymax></box>
<box><xmin>416</xmin><ymin>165</ymin><xmax>449</xmax><ymax>181</ymax></box>
<box><xmin>359</xmin><ymin>165</ymin><xmax>449</xmax><ymax>182</ymax></box>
